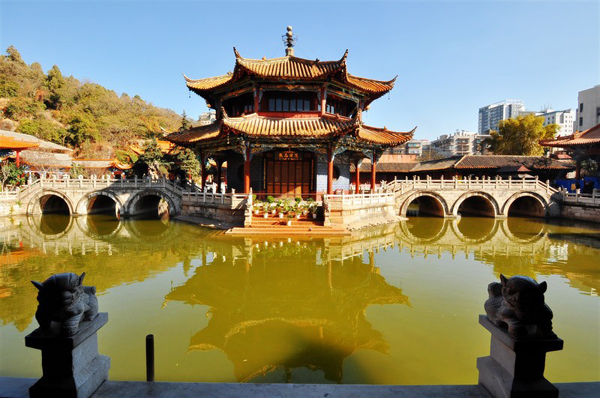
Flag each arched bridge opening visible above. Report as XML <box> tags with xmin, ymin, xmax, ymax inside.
<box><xmin>132</xmin><ymin>194</ymin><xmax>170</xmax><ymax>220</ymax></box>
<box><xmin>456</xmin><ymin>196</ymin><xmax>496</xmax><ymax>218</ymax></box>
<box><xmin>39</xmin><ymin>194</ymin><xmax>71</xmax><ymax>215</ymax></box>
<box><xmin>406</xmin><ymin>196</ymin><xmax>446</xmax><ymax>217</ymax></box>
<box><xmin>507</xmin><ymin>196</ymin><xmax>546</xmax><ymax>218</ymax></box>
<box><xmin>87</xmin><ymin>195</ymin><xmax>118</xmax><ymax>218</ymax></box>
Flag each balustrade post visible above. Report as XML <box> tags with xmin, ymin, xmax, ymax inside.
<box><xmin>546</xmin><ymin>180</ymin><xmax>550</xmax><ymax>194</ymax></box>
<box><xmin>441</xmin><ymin>175</ymin><xmax>444</xmax><ymax>189</ymax></box>
<box><xmin>468</xmin><ymin>176</ymin><xmax>471</xmax><ymax>190</ymax></box>
<box><xmin>508</xmin><ymin>176</ymin><xmax>512</xmax><ymax>189</ymax></box>
<box><xmin>92</xmin><ymin>175</ymin><xmax>97</xmax><ymax>188</ymax></box>
<box><xmin>522</xmin><ymin>177</ymin><xmax>526</xmax><ymax>189</ymax></box>
<box><xmin>576</xmin><ymin>188</ymin><xmax>580</xmax><ymax>203</ymax></box>
<box><xmin>454</xmin><ymin>176</ymin><xmax>458</xmax><ymax>190</ymax></box>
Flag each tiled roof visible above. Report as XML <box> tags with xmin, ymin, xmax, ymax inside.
<box><xmin>184</xmin><ymin>49</ymin><xmax>395</xmax><ymax>98</ymax></box>
<box><xmin>72</xmin><ymin>159</ymin><xmax>115</xmax><ymax>169</ymax></box>
<box><xmin>0</xmin><ymin>129</ymin><xmax>73</xmax><ymax>152</ymax></box>
<box><xmin>0</xmin><ymin>136</ymin><xmax>39</xmax><ymax>150</ymax></box>
<box><xmin>20</xmin><ymin>150</ymin><xmax>73</xmax><ymax>168</ymax></box>
<box><xmin>235</xmin><ymin>48</ymin><xmax>346</xmax><ymax>79</ymax></box>
<box><xmin>541</xmin><ymin>123</ymin><xmax>600</xmax><ymax>147</ymax></box>
<box><xmin>454</xmin><ymin>155</ymin><xmax>572</xmax><ymax>170</ymax></box>
<box><xmin>346</xmin><ymin>75</ymin><xmax>396</xmax><ymax>94</ymax></box>
<box><xmin>410</xmin><ymin>156</ymin><xmax>463</xmax><ymax>172</ymax></box>
<box><xmin>184</xmin><ymin>74</ymin><xmax>233</xmax><ymax>91</ymax></box>
<box><xmin>223</xmin><ymin>113</ymin><xmax>355</xmax><ymax>138</ymax></box>
<box><xmin>356</xmin><ymin>125</ymin><xmax>415</xmax><ymax>146</ymax></box>
<box><xmin>165</xmin><ymin>123</ymin><xmax>222</xmax><ymax>145</ymax></box>
<box><xmin>351</xmin><ymin>162</ymin><xmax>416</xmax><ymax>173</ymax></box>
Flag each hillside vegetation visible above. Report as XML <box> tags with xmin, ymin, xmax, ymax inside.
<box><xmin>0</xmin><ymin>46</ymin><xmax>183</xmax><ymax>158</ymax></box>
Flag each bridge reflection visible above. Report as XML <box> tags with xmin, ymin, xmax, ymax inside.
<box><xmin>0</xmin><ymin>215</ymin><xmax>598</xmax><ymax>334</ymax></box>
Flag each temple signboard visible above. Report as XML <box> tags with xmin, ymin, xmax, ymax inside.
<box><xmin>277</xmin><ymin>151</ymin><xmax>300</xmax><ymax>161</ymax></box>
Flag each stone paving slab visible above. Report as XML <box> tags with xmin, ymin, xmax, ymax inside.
<box><xmin>2</xmin><ymin>377</ymin><xmax>598</xmax><ymax>398</ymax></box>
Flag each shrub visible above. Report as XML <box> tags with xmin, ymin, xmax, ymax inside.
<box><xmin>266</xmin><ymin>195</ymin><xmax>275</xmax><ymax>203</ymax></box>
<box><xmin>295</xmin><ymin>196</ymin><xmax>302</xmax><ymax>204</ymax></box>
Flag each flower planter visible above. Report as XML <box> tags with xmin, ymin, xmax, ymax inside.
<box><xmin>279</xmin><ymin>213</ymin><xmax>284</xmax><ymax>219</ymax></box>
<box><xmin>271</xmin><ymin>209</ymin><xmax>276</xmax><ymax>215</ymax></box>
<box><xmin>286</xmin><ymin>220</ymin><xmax>292</xmax><ymax>226</ymax></box>
<box><xmin>263</xmin><ymin>213</ymin><xmax>268</xmax><ymax>218</ymax></box>
<box><xmin>296</xmin><ymin>215</ymin><xmax>300</xmax><ymax>219</ymax></box>
<box><xmin>312</xmin><ymin>213</ymin><xmax>317</xmax><ymax>219</ymax></box>
<box><xmin>254</xmin><ymin>210</ymin><xmax>259</xmax><ymax>215</ymax></box>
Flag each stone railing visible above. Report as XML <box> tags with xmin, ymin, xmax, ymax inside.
<box><xmin>19</xmin><ymin>176</ymin><xmax>187</xmax><ymax>194</ymax></box>
<box><xmin>561</xmin><ymin>189</ymin><xmax>600</xmax><ymax>205</ymax></box>
<box><xmin>381</xmin><ymin>176</ymin><xmax>557</xmax><ymax>195</ymax></box>
<box><xmin>181</xmin><ymin>191</ymin><xmax>250</xmax><ymax>208</ymax></box>
<box><xmin>324</xmin><ymin>192</ymin><xmax>396</xmax><ymax>228</ymax></box>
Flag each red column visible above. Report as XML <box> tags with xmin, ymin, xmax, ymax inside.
<box><xmin>327</xmin><ymin>148</ymin><xmax>334</xmax><ymax>195</ymax></box>
<box><xmin>244</xmin><ymin>147</ymin><xmax>251</xmax><ymax>194</ymax></box>
<box><xmin>216</xmin><ymin>161</ymin><xmax>222</xmax><ymax>193</ymax></box>
<box><xmin>200</xmin><ymin>153</ymin><xmax>206</xmax><ymax>191</ymax></box>
<box><xmin>320</xmin><ymin>87</ymin><xmax>326</xmax><ymax>116</ymax></box>
<box><xmin>354</xmin><ymin>159</ymin><xmax>360</xmax><ymax>192</ymax></box>
<box><xmin>371</xmin><ymin>158</ymin><xmax>377</xmax><ymax>192</ymax></box>
<box><xmin>15</xmin><ymin>150</ymin><xmax>20</xmax><ymax>167</ymax></box>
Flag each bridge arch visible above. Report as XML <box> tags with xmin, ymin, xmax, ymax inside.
<box><xmin>452</xmin><ymin>191</ymin><xmax>500</xmax><ymax>218</ymax></box>
<box><xmin>76</xmin><ymin>191</ymin><xmax>123</xmax><ymax>218</ymax></box>
<box><xmin>125</xmin><ymin>189</ymin><xmax>177</xmax><ymax>218</ymax></box>
<box><xmin>28</xmin><ymin>190</ymin><xmax>75</xmax><ymax>215</ymax></box>
<box><xmin>450</xmin><ymin>217</ymin><xmax>501</xmax><ymax>244</ymax></box>
<box><xmin>502</xmin><ymin>191</ymin><xmax>548</xmax><ymax>218</ymax></box>
<box><xmin>398</xmin><ymin>191</ymin><xmax>450</xmax><ymax>217</ymax></box>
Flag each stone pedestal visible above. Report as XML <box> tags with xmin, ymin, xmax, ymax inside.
<box><xmin>477</xmin><ymin>315</ymin><xmax>563</xmax><ymax>398</ymax></box>
<box><xmin>25</xmin><ymin>313</ymin><xmax>110</xmax><ymax>398</ymax></box>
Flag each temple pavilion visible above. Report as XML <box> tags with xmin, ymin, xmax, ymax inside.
<box><xmin>167</xmin><ymin>27</ymin><xmax>415</xmax><ymax>198</ymax></box>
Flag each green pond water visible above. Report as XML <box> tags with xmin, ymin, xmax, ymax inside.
<box><xmin>0</xmin><ymin>215</ymin><xmax>599</xmax><ymax>384</ymax></box>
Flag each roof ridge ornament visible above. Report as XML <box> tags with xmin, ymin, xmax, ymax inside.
<box><xmin>282</xmin><ymin>26</ymin><xmax>296</xmax><ymax>57</ymax></box>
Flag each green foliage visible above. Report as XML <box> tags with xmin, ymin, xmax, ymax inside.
<box><xmin>0</xmin><ymin>46</ymin><xmax>182</xmax><ymax>158</ymax></box>
<box><xmin>4</xmin><ymin>97</ymin><xmax>45</xmax><ymax>120</ymax></box>
<box><xmin>179</xmin><ymin>110</ymin><xmax>191</xmax><ymax>132</ymax></box>
<box><xmin>17</xmin><ymin>117</ymin><xmax>67</xmax><ymax>144</ymax></box>
<box><xmin>0</xmin><ymin>78</ymin><xmax>19</xmax><ymax>97</ymax></box>
<box><xmin>66</xmin><ymin>112</ymin><xmax>99</xmax><ymax>146</ymax></box>
<box><xmin>115</xmin><ymin>149</ymin><xmax>138</xmax><ymax>165</ymax></box>
<box><xmin>137</xmin><ymin>139</ymin><xmax>171</xmax><ymax>177</ymax></box>
<box><xmin>173</xmin><ymin>148</ymin><xmax>200</xmax><ymax>179</ymax></box>
<box><xmin>69</xmin><ymin>163</ymin><xmax>87</xmax><ymax>178</ymax></box>
<box><xmin>266</xmin><ymin>195</ymin><xmax>275</xmax><ymax>203</ymax></box>
<box><xmin>1</xmin><ymin>162</ymin><xmax>26</xmax><ymax>188</ymax></box>
<box><xmin>485</xmin><ymin>115</ymin><xmax>558</xmax><ymax>156</ymax></box>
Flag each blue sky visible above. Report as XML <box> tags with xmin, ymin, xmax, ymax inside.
<box><xmin>1</xmin><ymin>1</ymin><xmax>598</xmax><ymax>140</ymax></box>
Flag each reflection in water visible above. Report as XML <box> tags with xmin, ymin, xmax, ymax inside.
<box><xmin>166</xmin><ymin>247</ymin><xmax>409</xmax><ymax>382</ymax></box>
<box><xmin>0</xmin><ymin>215</ymin><xmax>598</xmax><ymax>384</ymax></box>
<box><xmin>456</xmin><ymin>217</ymin><xmax>496</xmax><ymax>241</ymax></box>
<box><xmin>38</xmin><ymin>214</ymin><xmax>71</xmax><ymax>236</ymax></box>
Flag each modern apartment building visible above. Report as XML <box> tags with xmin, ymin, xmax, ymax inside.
<box><xmin>478</xmin><ymin>100</ymin><xmax>525</xmax><ymax>134</ymax></box>
<box><xmin>577</xmin><ymin>85</ymin><xmax>600</xmax><ymax>132</ymax></box>
<box><xmin>431</xmin><ymin>130</ymin><xmax>490</xmax><ymax>156</ymax></box>
<box><xmin>386</xmin><ymin>139</ymin><xmax>430</xmax><ymax>157</ymax></box>
<box><xmin>535</xmin><ymin>108</ymin><xmax>576</xmax><ymax>136</ymax></box>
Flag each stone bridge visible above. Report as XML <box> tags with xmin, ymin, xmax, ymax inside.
<box><xmin>13</xmin><ymin>176</ymin><xmax>185</xmax><ymax>218</ymax></box>
<box><xmin>382</xmin><ymin>176</ymin><xmax>561</xmax><ymax>218</ymax></box>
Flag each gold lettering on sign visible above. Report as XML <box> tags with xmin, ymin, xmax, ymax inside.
<box><xmin>277</xmin><ymin>151</ymin><xmax>300</xmax><ymax>161</ymax></box>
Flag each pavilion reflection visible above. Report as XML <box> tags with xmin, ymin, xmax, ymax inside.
<box><xmin>165</xmin><ymin>241</ymin><xmax>410</xmax><ymax>383</ymax></box>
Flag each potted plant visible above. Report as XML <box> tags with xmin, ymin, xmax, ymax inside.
<box><xmin>286</xmin><ymin>212</ymin><xmax>294</xmax><ymax>226</ymax></box>
<box><xmin>309</xmin><ymin>204</ymin><xmax>318</xmax><ymax>219</ymax></box>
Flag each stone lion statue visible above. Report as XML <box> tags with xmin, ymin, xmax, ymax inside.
<box><xmin>32</xmin><ymin>272</ymin><xmax>98</xmax><ymax>337</ymax></box>
<box><xmin>485</xmin><ymin>274</ymin><xmax>556</xmax><ymax>340</ymax></box>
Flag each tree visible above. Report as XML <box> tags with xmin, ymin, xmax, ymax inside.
<box><xmin>45</xmin><ymin>65</ymin><xmax>66</xmax><ymax>109</ymax></box>
<box><xmin>174</xmin><ymin>148</ymin><xmax>201</xmax><ymax>180</ymax></box>
<box><xmin>66</xmin><ymin>112</ymin><xmax>99</xmax><ymax>147</ymax></box>
<box><xmin>179</xmin><ymin>110</ymin><xmax>191</xmax><ymax>132</ymax></box>
<box><xmin>6</xmin><ymin>46</ymin><xmax>24</xmax><ymax>64</ymax></box>
<box><xmin>138</xmin><ymin>139</ymin><xmax>170</xmax><ymax>178</ymax></box>
<box><xmin>485</xmin><ymin>114</ymin><xmax>558</xmax><ymax>156</ymax></box>
<box><xmin>0</xmin><ymin>162</ymin><xmax>26</xmax><ymax>189</ymax></box>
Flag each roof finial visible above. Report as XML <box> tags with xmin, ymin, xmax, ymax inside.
<box><xmin>282</xmin><ymin>26</ymin><xmax>296</xmax><ymax>56</ymax></box>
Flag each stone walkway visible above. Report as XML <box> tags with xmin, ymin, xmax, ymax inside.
<box><xmin>1</xmin><ymin>377</ymin><xmax>598</xmax><ymax>398</ymax></box>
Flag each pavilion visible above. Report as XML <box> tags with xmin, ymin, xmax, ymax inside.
<box><xmin>541</xmin><ymin>122</ymin><xmax>600</xmax><ymax>179</ymax></box>
<box><xmin>167</xmin><ymin>27</ymin><xmax>414</xmax><ymax>198</ymax></box>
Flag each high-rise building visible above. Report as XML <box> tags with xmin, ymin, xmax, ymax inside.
<box><xmin>535</xmin><ymin>108</ymin><xmax>576</xmax><ymax>136</ymax></box>
<box><xmin>577</xmin><ymin>85</ymin><xmax>600</xmax><ymax>132</ymax></box>
<box><xmin>431</xmin><ymin>130</ymin><xmax>490</xmax><ymax>156</ymax></box>
<box><xmin>478</xmin><ymin>100</ymin><xmax>525</xmax><ymax>134</ymax></box>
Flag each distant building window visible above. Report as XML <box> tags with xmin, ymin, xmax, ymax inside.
<box><xmin>579</xmin><ymin>117</ymin><xmax>583</xmax><ymax>126</ymax></box>
<box><xmin>580</xmin><ymin>103</ymin><xmax>584</xmax><ymax>112</ymax></box>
